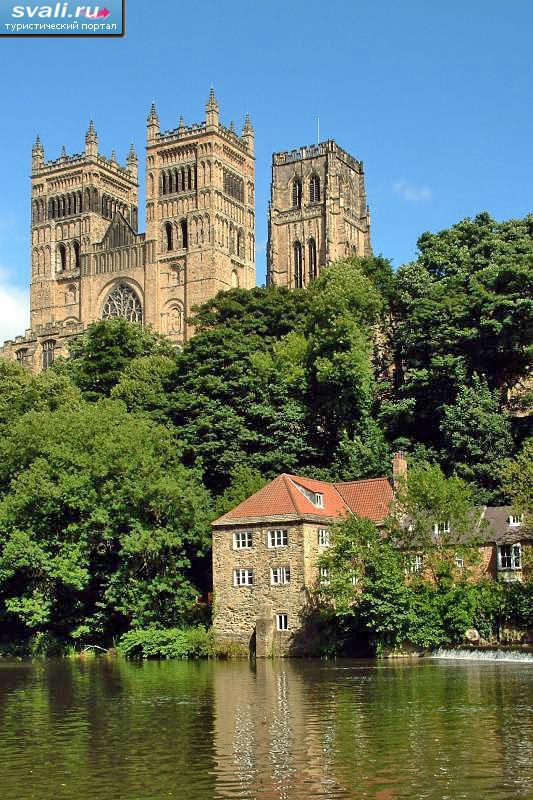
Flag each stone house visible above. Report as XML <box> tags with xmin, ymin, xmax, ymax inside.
<box><xmin>212</xmin><ymin>453</ymin><xmax>531</xmax><ymax>656</ymax></box>
<box><xmin>212</xmin><ymin>469</ymin><xmax>394</xmax><ymax>657</ymax></box>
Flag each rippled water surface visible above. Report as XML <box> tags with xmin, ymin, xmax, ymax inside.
<box><xmin>0</xmin><ymin>657</ymin><xmax>531</xmax><ymax>799</ymax></box>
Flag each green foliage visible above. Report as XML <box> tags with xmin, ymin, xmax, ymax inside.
<box><xmin>386</xmin><ymin>212</ymin><xmax>533</xmax><ymax>461</ymax></box>
<box><xmin>0</xmin><ymin>398</ymin><xmax>212</xmax><ymax>643</ymax></box>
<box><xmin>318</xmin><ymin>515</ymin><xmax>532</xmax><ymax>653</ymax></box>
<box><xmin>0</xmin><ymin>213</ymin><xmax>530</xmax><ymax>654</ymax></box>
<box><xmin>118</xmin><ymin>626</ymin><xmax>213</xmax><ymax>659</ymax></box>
<box><xmin>390</xmin><ymin>462</ymin><xmax>481</xmax><ymax>579</ymax></box>
<box><xmin>500</xmin><ymin>438</ymin><xmax>533</xmax><ymax>533</ymax></box>
<box><xmin>214</xmin><ymin>465</ymin><xmax>267</xmax><ymax>519</ymax></box>
<box><xmin>61</xmin><ymin>318</ymin><xmax>175</xmax><ymax>400</ymax></box>
<box><xmin>440</xmin><ymin>375</ymin><xmax>514</xmax><ymax>502</ymax></box>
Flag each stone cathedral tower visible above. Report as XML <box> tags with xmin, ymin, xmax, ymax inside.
<box><xmin>145</xmin><ymin>90</ymin><xmax>256</xmax><ymax>340</ymax></box>
<box><xmin>267</xmin><ymin>140</ymin><xmax>371</xmax><ymax>288</ymax></box>
<box><xmin>0</xmin><ymin>92</ymin><xmax>256</xmax><ymax>371</ymax></box>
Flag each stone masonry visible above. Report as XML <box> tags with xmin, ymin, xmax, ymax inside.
<box><xmin>0</xmin><ymin>91</ymin><xmax>256</xmax><ymax>371</ymax></box>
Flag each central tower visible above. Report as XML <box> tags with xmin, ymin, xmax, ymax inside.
<box><xmin>145</xmin><ymin>91</ymin><xmax>256</xmax><ymax>340</ymax></box>
<box><xmin>267</xmin><ymin>140</ymin><xmax>371</xmax><ymax>288</ymax></box>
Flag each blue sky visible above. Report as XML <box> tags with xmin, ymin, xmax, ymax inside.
<box><xmin>0</xmin><ymin>0</ymin><xmax>531</xmax><ymax>339</ymax></box>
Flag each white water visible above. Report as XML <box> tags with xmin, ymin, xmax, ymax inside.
<box><xmin>431</xmin><ymin>648</ymin><xmax>533</xmax><ymax>663</ymax></box>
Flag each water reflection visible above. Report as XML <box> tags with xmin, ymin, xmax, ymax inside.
<box><xmin>0</xmin><ymin>658</ymin><xmax>531</xmax><ymax>800</ymax></box>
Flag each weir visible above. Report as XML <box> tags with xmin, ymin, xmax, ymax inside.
<box><xmin>431</xmin><ymin>648</ymin><xmax>533</xmax><ymax>663</ymax></box>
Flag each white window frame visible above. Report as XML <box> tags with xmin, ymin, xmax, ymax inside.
<box><xmin>276</xmin><ymin>613</ymin><xmax>289</xmax><ymax>631</ymax></box>
<box><xmin>508</xmin><ymin>515</ymin><xmax>523</xmax><ymax>527</ymax></box>
<box><xmin>233</xmin><ymin>568</ymin><xmax>253</xmax><ymax>587</ymax></box>
<box><xmin>233</xmin><ymin>530</ymin><xmax>252</xmax><ymax>550</ymax></box>
<box><xmin>270</xmin><ymin>566</ymin><xmax>290</xmax><ymax>585</ymax></box>
<box><xmin>319</xmin><ymin>566</ymin><xmax>330</xmax><ymax>585</ymax></box>
<box><xmin>315</xmin><ymin>493</ymin><xmax>324</xmax><ymax>508</ymax></box>
<box><xmin>454</xmin><ymin>555</ymin><xmax>464</xmax><ymax>569</ymax></box>
<box><xmin>349</xmin><ymin>568</ymin><xmax>358</xmax><ymax>586</ymax></box>
<box><xmin>268</xmin><ymin>529</ymin><xmax>288</xmax><ymax>548</ymax></box>
<box><xmin>318</xmin><ymin>528</ymin><xmax>330</xmax><ymax>547</ymax></box>
<box><xmin>408</xmin><ymin>554</ymin><xmax>423</xmax><ymax>574</ymax></box>
<box><xmin>498</xmin><ymin>543</ymin><xmax>522</xmax><ymax>571</ymax></box>
<box><xmin>433</xmin><ymin>521</ymin><xmax>451</xmax><ymax>537</ymax></box>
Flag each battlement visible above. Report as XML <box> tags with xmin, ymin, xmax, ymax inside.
<box><xmin>34</xmin><ymin>151</ymin><xmax>135</xmax><ymax>180</ymax></box>
<box><xmin>273</xmin><ymin>139</ymin><xmax>361</xmax><ymax>171</ymax></box>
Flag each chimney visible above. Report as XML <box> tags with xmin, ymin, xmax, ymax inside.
<box><xmin>392</xmin><ymin>451</ymin><xmax>407</xmax><ymax>491</ymax></box>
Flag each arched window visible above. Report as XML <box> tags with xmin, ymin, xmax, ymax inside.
<box><xmin>310</xmin><ymin>174</ymin><xmax>320</xmax><ymax>203</ymax></box>
<box><xmin>42</xmin><ymin>340</ymin><xmax>56</xmax><ymax>370</ymax></box>
<box><xmin>308</xmin><ymin>238</ymin><xmax>317</xmax><ymax>280</ymax></box>
<box><xmin>102</xmin><ymin>283</ymin><xmax>142</xmax><ymax>324</ymax></box>
<box><xmin>165</xmin><ymin>222</ymin><xmax>173</xmax><ymax>251</ymax></box>
<box><xmin>180</xmin><ymin>219</ymin><xmax>188</xmax><ymax>250</ymax></box>
<box><xmin>57</xmin><ymin>243</ymin><xmax>67</xmax><ymax>273</ymax></box>
<box><xmin>16</xmin><ymin>348</ymin><xmax>28</xmax><ymax>366</ymax></box>
<box><xmin>73</xmin><ymin>240</ymin><xmax>81</xmax><ymax>270</ymax></box>
<box><xmin>231</xmin><ymin>269</ymin><xmax>239</xmax><ymax>288</ymax></box>
<box><xmin>293</xmin><ymin>241</ymin><xmax>303</xmax><ymax>288</ymax></box>
<box><xmin>292</xmin><ymin>178</ymin><xmax>302</xmax><ymax>209</ymax></box>
<box><xmin>168</xmin><ymin>304</ymin><xmax>183</xmax><ymax>334</ymax></box>
<box><xmin>187</xmin><ymin>167</ymin><xmax>192</xmax><ymax>190</ymax></box>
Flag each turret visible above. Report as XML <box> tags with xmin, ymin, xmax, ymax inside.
<box><xmin>147</xmin><ymin>102</ymin><xmax>160</xmax><ymax>143</ymax></box>
<box><xmin>85</xmin><ymin>119</ymin><xmax>98</xmax><ymax>157</ymax></box>
<box><xmin>32</xmin><ymin>135</ymin><xmax>44</xmax><ymax>171</ymax></box>
<box><xmin>126</xmin><ymin>142</ymin><xmax>138</xmax><ymax>178</ymax></box>
<box><xmin>241</xmin><ymin>113</ymin><xmax>254</xmax><ymax>153</ymax></box>
<box><xmin>205</xmin><ymin>87</ymin><xmax>219</xmax><ymax>128</ymax></box>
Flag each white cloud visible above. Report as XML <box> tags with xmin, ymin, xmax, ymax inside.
<box><xmin>0</xmin><ymin>267</ymin><xmax>29</xmax><ymax>344</ymax></box>
<box><xmin>393</xmin><ymin>179</ymin><xmax>433</xmax><ymax>204</ymax></box>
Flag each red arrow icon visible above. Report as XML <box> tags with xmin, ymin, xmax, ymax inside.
<box><xmin>95</xmin><ymin>7</ymin><xmax>110</xmax><ymax>17</ymax></box>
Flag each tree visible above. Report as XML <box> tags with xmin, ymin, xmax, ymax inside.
<box><xmin>389</xmin><ymin>462</ymin><xmax>481</xmax><ymax>580</ymax></box>
<box><xmin>388</xmin><ymin>213</ymin><xmax>533</xmax><ymax>454</ymax></box>
<box><xmin>440</xmin><ymin>374</ymin><xmax>514</xmax><ymax>502</ymax></box>
<box><xmin>0</xmin><ymin>360</ymin><xmax>81</xmax><ymax>434</ymax></box>
<box><xmin>500</xmin><ymin>438</ymin><xmax>533</xmax><ymax>535</ymax></box>
<box><xmin>0</xmin><ymin>399</ymin><xmax>212</xmax><ymax>644</ymax></box>
<box><xmin>61</xmin><ymin>318</ymin><xmax>175</xmax><ymax>401</ymax></box>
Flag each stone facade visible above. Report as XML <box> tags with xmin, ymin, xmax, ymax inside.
<box><xmin>212</xmin><ymin>518</ymin><xmax>335</xmax><ymax>657</ymax></box>
<box><xmin>212</xmin><ymin>464</ymin><xmax>531</xmax><ymax>657</ymax></box>
<box><xmin>267</xmin><ymin>140</ymin><xmax>371</xmax><ymax>287</ymax></box>
<box><xmin>0</xmin><ymin>91</ymin><xmax>256</xmax><ymax>371</ymax></box>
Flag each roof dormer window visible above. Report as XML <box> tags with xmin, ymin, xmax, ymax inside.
<box><xmin>315</xmin><ymin>493</ymin><xmax>323</xmax><ymax>508</ymax></box>
<box><xmin>508</xmin><ymin>514</ymin><xmax>523</xmax><ymax>527</ymax></box>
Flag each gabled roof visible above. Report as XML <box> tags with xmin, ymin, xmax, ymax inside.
<box><xmin>212</xmin><ymin>472</ymin><xmax>394</xmax><ymax>526</ymax></box>
<box><xmin>481</xmin><ymin>506</ymin><xmax>531</xmax><ymax>544</ymax></box>
<box><xmin>100</xmin><ymin>211</ymin><xmax>138</xmax><ymax>249</ymax></box>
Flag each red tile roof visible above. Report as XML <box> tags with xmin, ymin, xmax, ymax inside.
<box><xmin>213</xmin><ymin>472</ymin><xmax>394</xmax><ymax>525</ymax></box>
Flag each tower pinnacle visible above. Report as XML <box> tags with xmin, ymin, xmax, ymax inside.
<box><xmin>32</xmin><ymin>135</ymin><xmax>45</xmax><ymax>170</ymax></box>
<box><xmin>205</xmin><ymin>87</ymin><xmax>219</xmax><ymax>127</ymax></box>
<box><xmin>241</xmin><ymin>113</ymin><xmax>254</xmax><ymax>152</ymax></box>
<box><xmin>85</xmin><ymin>119</ymin><xmax>98</xmax><ymax>156</ymax></box>
<box><xmin>147</xmin><ymin>102</ymin><xmax>160</xmax><ymax>142</ymax></box>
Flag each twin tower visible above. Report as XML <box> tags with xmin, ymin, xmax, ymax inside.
<box><xmin>1</xmin><ymin>91</ymin><xmax>371</xmax><ymax>371</ymax></box>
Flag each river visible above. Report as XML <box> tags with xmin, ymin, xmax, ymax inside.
<box><xmin>0</xmin><ymin>657</ymin><xmax>531</xmax><ymax>799</ymax></box>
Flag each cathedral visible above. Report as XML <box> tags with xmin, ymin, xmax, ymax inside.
<box><xmin>0</xmin><ymin>91</ymin><xmax>371</xmax><ymax>372</ymax></box>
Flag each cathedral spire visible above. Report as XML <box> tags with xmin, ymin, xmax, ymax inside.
<box><xmin>205</xmin><ymin>87</ymin><xmax>219</xmax><ymax>127</ymax></box>
<box><xmin>147</xmin><ymin>102</ymin><xmax>160</xmax><ymax>142</ymax></box>
<box><xmin>85</xmin><ymin>119</ymin><xmax>98</xmax><ymax>156</ymax></box>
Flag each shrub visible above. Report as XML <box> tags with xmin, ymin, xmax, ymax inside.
<box><xmin>118</xmin><ymin>626</ymin><xmax>213</xmax><ymax>659</ymax></box>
